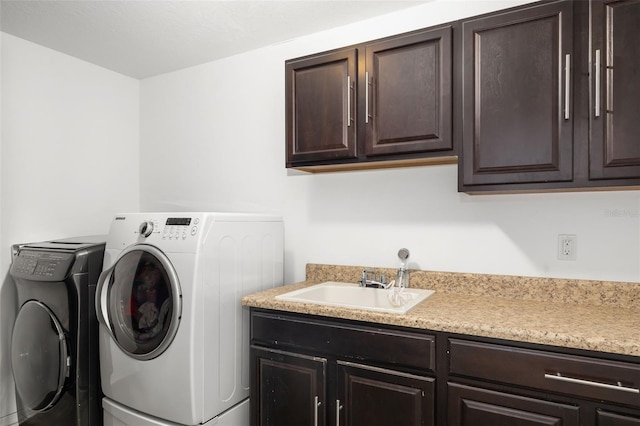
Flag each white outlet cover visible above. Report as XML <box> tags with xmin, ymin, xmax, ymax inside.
<box><xmin>558</xmin><ymin>234</ymin><xmax>577</xmax><ymax>261</ymax></box>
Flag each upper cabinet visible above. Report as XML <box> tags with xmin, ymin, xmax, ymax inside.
<box><xmin>459</xmin><ymin>1</ymin><xmax>574</xmax><ymax>189</ymax></box>
<box><xmin>459</xmin><ymin>0</ymin><xmax>640</xmax><ymax>192</ymax></box>
<box><xmin>363</xmin><ymin>27</ymin><xmax>453</xmax><ymax>158</ymax></box>
<box><xmin>285</xmin><ymin>26</ymin><xmax>456</xmax><ymax>171</ymax></box>
<box><xmin>285</xmin><ymin>48</ymin><xmax>358</xmax><ymax>166</ymax></box>
<box><xmin>285</xmin><ymin>0</ymin><xmax>640</xmax><ymax>192</ymax></box>
<box><xmin>589</xmin><ymin>0</ymin><xmax>640</xmax><ymax>181</ymax></box>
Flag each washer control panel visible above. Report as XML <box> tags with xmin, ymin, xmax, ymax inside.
<box><xmin>134</xmin><ymin>217</ymin><xmax>200</xmax><ymax>242</ymax></box>
<box><xmin>162</xmin><ymin>217</ymin><xmax>199</xmax><ymax>241</ymax></box>
<box><xmin>10</xmin><ymin>250</ymin><xmax>75</xmax><ymax>281</ymax></box>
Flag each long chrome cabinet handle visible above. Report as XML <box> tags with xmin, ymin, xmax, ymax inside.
<box><xmin>347</xmin><ymin>76</ymin><xmax>352</xmax><ymax>127</ymax></box>
<box><xmin>544</xmin><ymin>373</ymin><xmax>640</xmax><ymax>394</ymax></box>
<box><xmin>365</xmin><ymin>72</ymin><xmax>369</xmax><ymax>124</ymax></box>
<box><xmin>564</xmin><ymin>54</ymin><xmax>571</xmax><ymax>120</ymax></box>
<box><xmin>336</xmin><ymin>399</ymin><xmax>343</xmax><ymax>426</ymax></box>
<box><xmin>314</xmin><ymin>396</ymin><xmax>320</xmax><ymax>426</ymax></box>
<box><xmin>594</xmin><ymin>49</ymin><xmax>601</xmax><ymax>117</ymax></box>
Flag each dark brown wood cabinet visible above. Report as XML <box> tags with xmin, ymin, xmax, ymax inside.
<box><xmin>448</xmin><ymin>338</ymin><xmax>640</xmax><ymax>425</ymax></box>
<box><xmin>597</xmin><ymin>410</ymin><xmax>640</xmax><ymax>425</ymax></box>
<box><xmin>448</xmin><ymin>383</ymin><xmax>579</xmax><ymax>425</ymax></box>
<box><xmin>250</xmin><ymin>310</ymin><xmax>436</xmax><ymax>426</ymax></box>
<box><xmin>252</xmin><ymin>346</ymin><xmax>326</xmax><ymax>426</ymax></box>
<box><xmin>459</xmin><ymin>1</ymin><xmax>575</xmax><ymax>190</ymax></box>
<box><xmin>250</xmin><ymin>308</ymin><xmax>640</xmax><ymax>426</ymax></box>
<box><xmin>285</xmin><ymin>26</ymin><xmax>455</xmax><ymax>170</ymax></box>
<box><xmin>589</xmin><ymin>0</ymin><xmax>640</xmax><ymax>181</ymax></box>
<box><xmin>284</xmin><ymin>0</ymin><xmax>640</xmax><ymax>192</ymax></box>
<box><xmin>363</xmin><ymin>26</ymin><xmax>453</xmax><ymax>159</ymax></box>
<box><xmin>459</xmin><ymin>0</ymin><xmax>640</xmax><ymax>192</ymax></box>
<box><xmin>337</xmin><ymin>361</ymin><xmax>435</xmax><ymax>426</ymax></box>
<box><xmin>286</xmin><ymin>48</ymin><xmax>357</xmax><ymax>166</ymax></box>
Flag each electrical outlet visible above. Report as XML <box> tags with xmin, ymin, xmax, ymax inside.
<box><xmin>558</xmin><ymin>234</ymin><xmax>577</xmax><ymax>260</ymax></box>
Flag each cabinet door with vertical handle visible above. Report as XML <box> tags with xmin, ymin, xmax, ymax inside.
<box><xmin>286</xmin><ymin>48</ymin><xmax>358</xmax><ymax>167</ymax></box>
<box><xmin>336</xmin><ymin>361</ymin><xmax>435</xmax><ymax>426</ymax></box>
<box><xmin>251</xmin><ymin>346</ymin><xmax>327</xmax><ymax>426</ymax></box>
<box><xmin>364</xmin><ymin>26</ymin><xmax>453</xmax><ymax>158</ymax></box>
<box><xmin>590</xmin><ymin>0</ymin><xmax>640</xmax><ymax>181</ymax></box>
<box><xmin>460</xmin><ymin>1</ymin><xmax>574</xmax><ymax>190</ymax></box>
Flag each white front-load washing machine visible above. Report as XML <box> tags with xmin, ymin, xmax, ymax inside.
<box><xmin>96</xmin><ymin>212</ymin><xmax>283</xmax><ymax>426</ymax></box>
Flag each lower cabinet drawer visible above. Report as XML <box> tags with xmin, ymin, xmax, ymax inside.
<box><xmin>252</xmin><ymin>311</ymin><xmax>435</xmax><ymax>371</ymax></box>
<box><xmin>449</xmin><ymin>339</ymin><xmax>640</xmax><ymax>407</ymax></box>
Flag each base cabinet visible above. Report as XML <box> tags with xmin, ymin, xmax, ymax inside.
<box><xmin>250</xmin><ymin>310</ymin><xmax>436</xmax><ymax>426</ymax></box>
<box><xmin>337</xmin><ymin>362</ymin><xmax>435</xmax><ymax>426</ymax></box>
<box><xmin>597</xmin><ymin>411</ymin><xmax>640</xmax><ymax>426</ymax></box>
<box><xmin>448</xmin><ymin>338</ymin><xmax>640</xmax><ymax>426</ymax></box>
<box><xmin>447</xmin><ymin>383</ymin><xmax>579</xmax><ymax>425</ymax></box>
<box><xmin>252</xmin><ymin>347</ymin><xmax>326</xmax><ymax>426</ymax></box>
<box><xmin>250</xmin><ymin>309</ymin><xmax>640</xmax><ymax>426</ymax></box>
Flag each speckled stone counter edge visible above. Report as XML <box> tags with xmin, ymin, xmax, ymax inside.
<box><xmin>305</xmin><ymin>264</ymin><xmax>640</xmax><ymax>309</ymax></box>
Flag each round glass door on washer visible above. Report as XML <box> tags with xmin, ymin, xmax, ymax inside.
<box><xmin>96</xmin><ymin>245</ymin><xmax>181</xmax><ymax>360</ymax></box>
<box><xmin>12</xmin><ymin>301</ymin><xmax>69</xmax><ymax>413</ymax></box>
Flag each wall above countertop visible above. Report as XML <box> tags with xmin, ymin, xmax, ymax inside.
<box><xmin>138</xmin><ymin>0</ymin><xmax>640</xmax><ymax>287</ymax></box>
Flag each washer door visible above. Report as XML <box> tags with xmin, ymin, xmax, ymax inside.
<box><xmin>11</xmin><ymin>300</ymin><xmax>69</xmax><ymax>412</ymax></box>
<box><xmin>96</xmin><ymin>245</ymin><xmax>181</xmax><ymax>360</ymax></box>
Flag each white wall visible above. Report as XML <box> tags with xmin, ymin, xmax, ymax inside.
<box><xmin>140</xmin><ymin>0</ymin><xmax>640</xmax><ymax>286</ymax></box>
<box><xmin>0</xmin><ymin>33</ymin><xmax>140</xmax><ymax>424</ymax></box>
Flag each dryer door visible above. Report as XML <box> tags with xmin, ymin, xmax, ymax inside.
<box><xmin>11</xmin><ymin>300</ymin><xmax>69</xmax><ymax>412</ymax></box>
<box><xmin>96</xmin><ymin>244</ymin><xmax>181</xmax><ymax>360</ymax></box>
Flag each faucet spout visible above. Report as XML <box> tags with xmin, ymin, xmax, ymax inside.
<box><xmin>396</xmin><ymin>266</ymin><xmax>409</xmax><ymax>288</ymax></box>
<box><xmin>358</xmin><ymin>269</ymin><xmax>392</xmax><ymax>289</ymax></box>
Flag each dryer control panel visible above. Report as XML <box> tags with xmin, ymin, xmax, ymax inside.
<box><xmin>11</xmin><ymin>250</ymin><xmax>75</xmax><ymax>281</ymax></box>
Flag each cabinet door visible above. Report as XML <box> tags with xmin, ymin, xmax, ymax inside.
<box><xmin>460</xmin><ymin>1</ymin><xmax>574</xmax><ymax>189</ymax></box>
<box><xmin>251</xmin><ymin>346</ymin><xmax>326</xmax><ymax>426</ymax></box>
<box><xmin>597</xmin><ymin>410</ymin><xmax>640</xmax><ymax>426</ymax></box>
<box><xmin>364</xmin><ymin>26</ymin><xmax>453</xmax><ymax>157</ymax></box>
<box><xmin>590</xmin><ymin>0</ymin><xmax>640</xmax><ymax>180</ymax></box>
<box><xmin>448</xmin><ymin>383</ymin><xmax>579</xmax><ymax>426</ymax></box>
<box><xmin>336</xmin><ymin>361</ymin><xmax>435</xmax><ymax>426</ymax></box>
<box><xmin>286</xmin><ymin>48</ymin><xmax>357</xmax><ymax>167</ymax></box>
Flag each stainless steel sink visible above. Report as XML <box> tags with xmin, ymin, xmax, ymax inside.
<box><xmin>275</xmin><ymin>281</ymin><xmax>434</xmax><ymax>314</ymax></box>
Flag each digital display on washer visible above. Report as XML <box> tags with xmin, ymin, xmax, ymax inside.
<box><xmin>166</xmin><ymin>218</ymin><xmax>191</xmax><ymax>226</ymax></box>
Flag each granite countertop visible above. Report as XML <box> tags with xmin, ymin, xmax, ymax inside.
<box><xmin>242</xmin><ymin>264</ymin><xmax>640</xmax><ymax>357</ymax></box>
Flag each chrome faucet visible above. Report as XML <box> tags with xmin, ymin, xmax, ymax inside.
<box><xmin>358</xmin><ymin>269</ymin><xmax>390</xmax><ymax>288</ymax></box>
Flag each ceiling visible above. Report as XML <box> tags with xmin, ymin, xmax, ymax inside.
<box><xmin>1</xmin><ymin>0</ymin><xmax>427</xmax><ymax>79</ymax></box>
